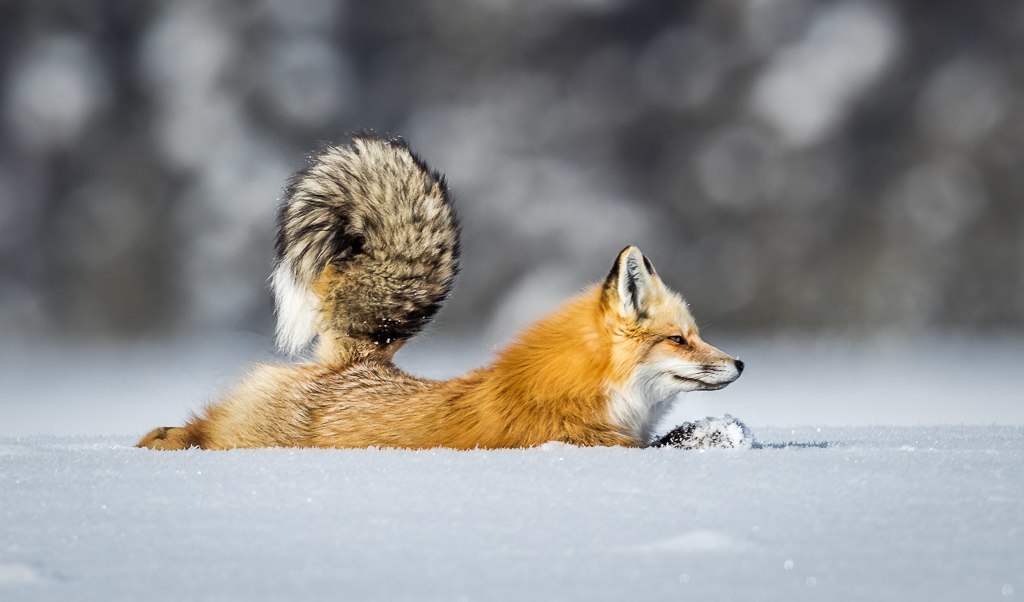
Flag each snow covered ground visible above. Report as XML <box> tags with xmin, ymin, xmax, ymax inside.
<box><xmin>1</xmin><ymin>334</ymin><xmax>1023</xmax><ymax>600</ymax></box>
<box><xmin>1</xmin><ymin>427</ymin><xmax>1022</xmax><ymax>601</ymax></box>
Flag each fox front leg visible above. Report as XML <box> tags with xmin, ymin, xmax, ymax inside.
<box><xmin>651</xmin><ymin>416</ymin><xmax>753</xmax><ymax>450</ymax></box>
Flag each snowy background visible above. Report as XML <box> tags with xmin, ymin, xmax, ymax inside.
<box><xmin>1</xmin><ymin>0</ymin><xmax>1023</xmax><ymax>600</ymax></box>
<box><xmin>1</xmin><ymin>0</ymin><xmax>1023</xmax><ymax>338</ymax></box>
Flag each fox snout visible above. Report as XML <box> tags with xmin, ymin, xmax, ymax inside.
<box><xmin>712</xmin><ymin>353</ymin><xmax>745</xmax><ymax>385</ymax></box>
<box><xmin>719</xmin><ymin>356</ymin><xmax>744</xmax><ymax>386</ymax></box>
<box><xmin>688</xmin><ymin>339</ymin><xmax>743</xmax><ymax>381</ymax></box>
<box><xmin>666</xmin><ymin>341</ymin><xmax>744</xmax><ymax>392</ymax></box>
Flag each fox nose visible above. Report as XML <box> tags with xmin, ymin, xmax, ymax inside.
<box><xmin>734</xmin><ymin>359</ymin><xmax>745</xmax><ymax>374</ymax></box>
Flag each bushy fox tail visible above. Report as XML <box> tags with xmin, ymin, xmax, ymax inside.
<box><xmin>271</xmin><ymin>134</ymin><xmax>460</xmax><ymax>365</ymax></box>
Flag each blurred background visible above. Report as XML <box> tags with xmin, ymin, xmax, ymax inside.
<box><xmin>1</xmin><ymin>0</ymin><xmax>1022</xmax><ymax>435</ymax></box>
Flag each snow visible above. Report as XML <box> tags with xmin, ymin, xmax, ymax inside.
<box><xmin>1</xmin><ymin>334</ymin><xmax>1023</xmax><ymax>600</ymax></box>
<box><xmin>1</xmin><ymin>427</ymin><xmax>1022</xmax><ymax>601</ymax></box>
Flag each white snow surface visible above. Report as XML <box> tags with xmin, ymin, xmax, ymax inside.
<box><xmin>2</xmin><ymin>427</ymin><xmax>1022</xmax><ymax>601</ymax></box>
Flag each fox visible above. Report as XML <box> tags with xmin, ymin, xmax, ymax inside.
<box><xmin>137</xmin><ymin>134</ymin><xmax>743</xmax><ymax>451</ymax></box>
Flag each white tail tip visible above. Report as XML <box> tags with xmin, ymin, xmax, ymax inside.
<box><xmin>270</xmin><ymin>262</ymin><xmax>320</xmax><ymax>355</ymax></box>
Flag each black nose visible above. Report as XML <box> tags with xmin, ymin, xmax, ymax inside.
<box><xmin>734</xmin><ymin>359</ymin><xmax>745</xmax><ymax>374</ymax></box>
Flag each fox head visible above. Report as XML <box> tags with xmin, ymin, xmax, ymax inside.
<box><xmin>600</xmin><ymin>246</ymin><xmax>743</xmax><ymax>439</ymax></box>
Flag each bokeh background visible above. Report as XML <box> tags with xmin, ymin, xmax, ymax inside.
<box><xmin>1</xmin><ymin>0</ymin><xmax>1022</xmax><ymax>434</ymax></box>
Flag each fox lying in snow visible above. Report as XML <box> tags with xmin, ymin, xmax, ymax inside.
<box><xmin>138</xmin><ymin>134</ymin><xmax>743</xmax><ymax>450</ymax></box>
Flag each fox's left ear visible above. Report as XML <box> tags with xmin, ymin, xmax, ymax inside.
<box><xmin>602</xmin><ymin>246</ymin><xmax>661</xmax><ymax>320</ymax></box>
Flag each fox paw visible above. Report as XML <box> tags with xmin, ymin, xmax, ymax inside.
<box><xmin>137</xmin><ymin>426</ymin><xmax>192</xmax><ymax>450</ymax></box>
<box><xmin>653</xmin><ymin>414</ymin><xmax>752</xmax><ymax>450</ymax></box>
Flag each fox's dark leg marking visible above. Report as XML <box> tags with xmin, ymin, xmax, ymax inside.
<box><xmin>652</xmin><ymin>422</ymin><xmax>698</xmax><ymax>448</ymax></box>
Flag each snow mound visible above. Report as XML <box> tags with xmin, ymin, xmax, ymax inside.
<box><xmin>653</xmin><ymin>414</ymin><xmax>753</xmax><ymax>449</ymax></box>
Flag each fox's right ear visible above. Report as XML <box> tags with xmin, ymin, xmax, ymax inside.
<box><xmin>602</xmin><ymin>246</ymin><xmax>659</xmax><ymax>320</ymax></box>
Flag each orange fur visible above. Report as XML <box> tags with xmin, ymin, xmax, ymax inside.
<box><xmin>143</xmin><ymin>288</ymin><xmax>632</xmax><ymax>450</ymax></box>
<box><xmin>139</xmin><ymin>248</ymin><xmax>743</xmax><ymax>452</ymax></box>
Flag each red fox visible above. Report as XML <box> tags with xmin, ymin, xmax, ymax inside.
<box><xmin>138</xmin><ymin>134</ymin><xmax>743</xmax><ymax>450</ymax></box>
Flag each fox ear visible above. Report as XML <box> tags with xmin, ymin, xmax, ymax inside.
<box><xmin>603</xmin><ymin>246</ymin><xmax>659</xmax><ymax>320</ymax></box>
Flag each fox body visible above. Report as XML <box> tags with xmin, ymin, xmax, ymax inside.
<box><xmin>139</xmin><ymin>135</ymin><xmax>742</xmax><ymax>451</ymax></box>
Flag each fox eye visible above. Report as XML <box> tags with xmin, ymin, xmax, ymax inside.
<box><xmin>666</xmin><ymin>335</ymin><xmax>687</xmax><ymax>345</ymax></box>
